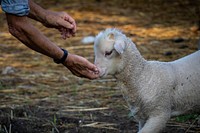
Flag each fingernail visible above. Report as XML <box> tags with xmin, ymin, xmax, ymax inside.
<box><xmin>95</xmin><ymin>67</ymin><xmax>99</xmax><ymax>71</ymax></box>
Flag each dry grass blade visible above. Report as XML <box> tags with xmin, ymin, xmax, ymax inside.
<box><xmin>185</xmin><ymin>115</ymin><xmax>200</xmax><ymax>133</ymax></box>
<box><xmin>167</xmin><ymin>121</ymin><xmax>193</xmax><ymax>127</ymax></box>
<box><xmin>60</xmin><ymin>106</ymin><xmax>109</xmax><ymax>112</ymax></box>
<box><xmin>81</xmin><ymin>122</ymin><xmax>118</xmax><ymax>130</ymax></box>
<box><xmin>50</xmin><ymin>121</ymin><xmax>59</xmax><ymax>133</ymax></box>
<box><xmin>3</xmin><ymin>125</ymin><xmax>8</xmax><ymax>133</ymax></box>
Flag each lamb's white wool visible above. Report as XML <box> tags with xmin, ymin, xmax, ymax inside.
<box><xmin>94</xmin><ymin>28</ymin><xmax>200</xmax><ymax>133</ymax></box>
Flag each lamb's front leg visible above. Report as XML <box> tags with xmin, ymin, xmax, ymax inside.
<box><xmin>138</xmin><ymin>113</ymin><xmax>170</xmax><ymax>133</ymax></box>
<box><xmin>139</xmin><ymin>120</ymin><xmax>145</xmax><ymax>130</ymax></box>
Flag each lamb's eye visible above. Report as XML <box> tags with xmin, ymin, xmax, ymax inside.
<box><xmin>105</xmin><ymin>50</ymin><xmax>113</xmax><ymax>57</ymax></box>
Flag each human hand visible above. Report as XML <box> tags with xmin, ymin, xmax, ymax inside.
<box><xmin>63</xmin><ymin>53</ymin><xmax>99</xmax><ymax>79</ymax></box>
<box><xmin>44</xmin><ymin>11</ymin><xmax>77</xmax><ymax>39</ymax></box>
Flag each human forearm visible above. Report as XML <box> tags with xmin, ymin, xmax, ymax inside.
<box><xmin>6</xmin><ymin>14</ymin><xmax>63</xmax><ymax>60</ymax></box>
<box><xmin>27</xmin><ymin>0</ymin><xmax>48</xmax><ymax>24</ymax></box>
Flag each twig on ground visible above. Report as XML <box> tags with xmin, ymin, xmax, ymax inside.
<box><xmin>3</xmin><ymin>125</ymin><xmax>8</xmax><ymax>133</ymax></box>
<box><xmin>185</xmin><ymin>115</ymin><xmax>200</xmax><ymax>133</ymax></box>
<box><xmin>9</xmin><ymin>124</ymin><xmax>11</xmax><ymax>133</ymax></box>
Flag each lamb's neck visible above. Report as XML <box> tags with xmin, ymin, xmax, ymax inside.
<box><xmin>115</xmin><ymin>44</ymin><xmax>147</xmax><ymax>85</ymax></box>
<box><xmin>114</xmin><ymin>45</ymin><xmax>147</xmax><ymax>109</ymax></box>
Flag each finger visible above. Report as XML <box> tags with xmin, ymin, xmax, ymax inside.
<box><xmin>75</xmin><ymin>64</ymin><xmax>99</xmax><ymax>79</ymax></box>
<box><xmin>65</xmin><ymin>15</ymin><xmax>75</xmax><ymax>25</ymax></box>
<box><xmin>65</xmin><ymin>29</ymin><xmax>71</xmax><ymax>38</ymax></box>
<box><xmin>60</xmin><ymin>28</ymin><xmax>72</xmax><ymax>39</ymax></box>
<box><xmin>60</xmin><ymin>30</ymin><xmax>65</xmax><ymax>39</ymax></box>
<box><xmin>62</xmin><ymin>28</ymin><xmax>74</xmax><ymax>38</ymax></box>
<box><xmin>85</xmin><ymin>62</ymin><xmax>99</xmax><ymax>73</ymax></box>
<box><xmin>69</xmin><ymin>29</ymin><xmax>76</xmax><ymax>37</ymax></box>
<box><xmin>58</xmin><ymin>19</ymin><xmax>74</xmax><ymax>30</ymax></box>
<box><xmin>75</xmin><ymin>57</ymin><xmax>99</xmax><ymax>73</ymax></box>
<box><xmin>81</xmin><ymin>70</ymin><xmax>99</xmax><ymax>79</ymax></box>
<box><xmin>62</xmin><ymin>30</ymin><xmax>67</xmax><ymax>39</ymax></box>
<box><xmin>70</xmin><ymin>63</ymin><xmax>99</xmax><ymax>79</ymax></box>
<box><xmin>63</xmin><ymin>28</ymin><xmax>68</xmax><ymax>39</ymax></box>
<box><xmin>70</xmin><ymin>67</ymin><xmax>93</xmax><ymax>79</ymax></box>
<box><xmin>70</xmin><ymin>69</ymin><xmax>82</xmax><ymax>77</ymax></box>
<box><xmin>64</xmin><ymin>15</ymin><xmax>76</xmax><ymax>26</ymax></box>
<box><xmin>60</xmin><ymin>28</ymin><xmax>67</xmax><ymax>39</ymax></box>
<box><xmin>71</xmin><ymin>21</ymin><xmax>76</xmax><ymax>33</ymax></box>
<box><xmin>64</xmin><ymin>16</ymin><xmax>76</xmax><ymax>33</ymax></box>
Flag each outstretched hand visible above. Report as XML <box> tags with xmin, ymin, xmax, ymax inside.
<box><xmin>43</xmin><ymin>11</ymin><xmax>99</xmax><ymax>79</ymax></box>
<box><xmin>44</xmin><ymin>11</ymin><xmax>77</xmax><ymax>39</ymax></box>
<box><xmin>63</xmin><ymin>54</ymin><xmax>99</xmax><ymax>79</ymax></box>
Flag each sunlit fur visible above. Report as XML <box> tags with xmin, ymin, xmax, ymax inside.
<box><xmin>94</xmin><ymin>28</ymin><xmax>200</xmax><ymax>133</ymax></box>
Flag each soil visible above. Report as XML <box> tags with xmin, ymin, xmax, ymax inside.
<box><xmin>0</xmin><ymin>0</ymin><xmax>200</xmax><ymax>133</ymax></box>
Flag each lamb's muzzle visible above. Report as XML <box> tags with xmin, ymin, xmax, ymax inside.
<box><xmin>94</xmin><ymin>28</ymin><xmax>200</xmax><ymax>133</ymax></box>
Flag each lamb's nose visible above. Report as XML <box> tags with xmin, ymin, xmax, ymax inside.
<box><xmin>94</xmin><ymin>61</ymin><xmax>99</xmax><ymax>66</ymax></box>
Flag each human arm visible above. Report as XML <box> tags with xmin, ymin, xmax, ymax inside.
<box><xmin>6</xmin><ymin>14</ymin><xmax>99</xmax><ymax>79</ymax></box>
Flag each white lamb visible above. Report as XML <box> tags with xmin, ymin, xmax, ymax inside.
<box><xmin>94</xmin><ymin>28</ymin><xmax>200</xmax><ymax>133</ymax></box>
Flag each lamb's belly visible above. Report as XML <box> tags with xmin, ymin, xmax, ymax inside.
<box><xmin>171</xmin><ymin>107</ymin><xmax>200</xmax><ymax>117</ymax></box>
<box><xmin>171</xmin><ymin>88</ymin><xmax>200</xmax><ymax>116</ymax></box>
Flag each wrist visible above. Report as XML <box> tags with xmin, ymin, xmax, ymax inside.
<box><xmin>43</xmin><ymin>10</ymin><xmax>52</xmax><ymax>26</ymax></box>
<box><xmin>53</xmin><ymin>48</ymin><xmax>68</xmax><ymax>64</ymax></box>
<box><xmin>44</xmin><ymin>10</ymin><xmax>58</xmax><ymax>27</ymax></box>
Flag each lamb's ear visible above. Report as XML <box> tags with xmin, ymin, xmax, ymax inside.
<box><xmin>107</xmin><ymin>32</ymin><xmax>125</xmax><ymax>54</ymax></box>
<box><xmin>108</xmin><ymin>33</ymin><xmax>115</xmax><ymax>40</ymax></box>
<box><xmin>114</xmin><ymin>40</ymin><xmax>126</xmax><ymax>54</ymax></box>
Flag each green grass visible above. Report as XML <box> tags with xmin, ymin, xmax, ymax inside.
<box><xmin>176</xmin><ymin>114</ymin><xmax>199</xmax><ymax>123</ymax></box>
<box><xmin>0</xmin><ymin>81</ymin><xmax>4</xmax><ymax>90</ymax></box>
<box><xmin>0</xmin><ymin>81</ymin><xmax>11</xmax><ymax>90</ymax></box>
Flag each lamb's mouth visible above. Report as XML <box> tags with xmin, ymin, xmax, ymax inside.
<box><xmin>99</xmin><ymin>73</ymin><xmax>106</xmax><ymax>78</ymax></box>
<box><xmin>99</xmin><ymin>68</ymin><xmax>107</xmax><ymax>78</ymax></box>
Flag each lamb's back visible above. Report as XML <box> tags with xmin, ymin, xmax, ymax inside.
<box><xmin>170</xmin><ymin>51</ymin><xmax>200</xmax><ymax>112</ymax></box>
<box><xmin>171</xmin><ymin>51</ymin><xmax>200</xmax><ymax>91</ymax></box>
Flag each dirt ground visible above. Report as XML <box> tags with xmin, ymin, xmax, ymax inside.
<box><xmin>0</xmin><ymin>0</ymin><xmax>200</xmax><ymax>133</ymax></box>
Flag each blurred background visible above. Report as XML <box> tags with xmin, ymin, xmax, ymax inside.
<box><xmin>0</xmin><ymin>0</ymin><xmax>199</xmax><ymax>133</ymax></box>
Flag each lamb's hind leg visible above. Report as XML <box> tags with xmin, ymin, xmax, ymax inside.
<box><xmin>138</xmin><ymin>113</ymin><xmax>170</xmax><ymax>133</ymax></box>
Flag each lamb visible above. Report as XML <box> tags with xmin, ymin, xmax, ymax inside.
<box><xmin>94</xmin><ymin>28</ymin><xmax>200</xmax><ymax>133</ymax></box>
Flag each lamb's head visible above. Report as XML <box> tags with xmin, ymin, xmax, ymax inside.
<box><xmin>94</xmin><ymin>28</ymin><xmax>128</xmax><ymax>77</ymax></box>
